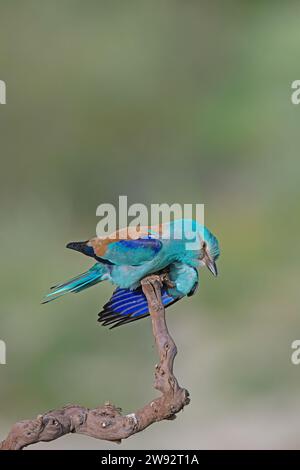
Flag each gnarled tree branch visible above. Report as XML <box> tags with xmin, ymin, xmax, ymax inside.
<box><xmin>0</xmin><ymin>274</ymin><xmax>190</xmax><ymax>450</ymax></box>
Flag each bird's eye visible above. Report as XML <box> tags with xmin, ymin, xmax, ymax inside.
<box><xmin>202</xmin><ymin>241</ymin><xmax>207</xmax><ymax>250</ymax></box>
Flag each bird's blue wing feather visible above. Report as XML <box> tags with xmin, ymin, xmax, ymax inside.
<box><xmin>98</xmin><ymin>286</ymin><xmax>180</xmax><ymax>328</ymax></box>
<box><xmin>101</xmin><ymin>237</ymin><xmax>163</xmax><ymax>266</ymax></box>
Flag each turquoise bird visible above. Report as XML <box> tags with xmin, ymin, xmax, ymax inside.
<box><xmin>43</xmin><ymin>219</ymin><xmax>220</xmax><ymax>328</ymax></box>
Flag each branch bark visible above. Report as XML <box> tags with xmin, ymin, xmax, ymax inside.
<box><xmin>0</xmin><ymin>274</ymin><xmax>190</xmax><ymax>450</ymax></box>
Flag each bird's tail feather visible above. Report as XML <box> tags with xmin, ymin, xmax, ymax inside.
<box><xmin>42</xmin><ymin>263</ymin><xmax>108</xmax><ymax>303</ymax></box>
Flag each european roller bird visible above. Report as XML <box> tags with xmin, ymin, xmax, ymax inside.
<box><xmin>43</xmin><ymin>219</ymin><xmax>220</xmax><ymax>328</ymax></box>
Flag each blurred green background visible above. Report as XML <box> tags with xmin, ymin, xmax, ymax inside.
<box><xmin>1</xmin><ymin>0</ymin><xmax>300</xmax><ymax>449</ymax></box>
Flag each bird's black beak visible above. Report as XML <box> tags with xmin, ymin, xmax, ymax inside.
<box><xmin>206</xmin><ymin>259</ymin><xmax>218</xmax><ymax>277</ymax></box>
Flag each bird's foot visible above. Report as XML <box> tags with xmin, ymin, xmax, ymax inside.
<box><xmin>141</xmin><ymin>272</ymin><xmax>175</xmax><ymax>289</ymax></box>
<box><xmin>160</xmin><ymin>272</ymin><xmax>175</xmax><ymax>289</ymax></box>
<box><xmin>141</xmin><ymin>274</ymin><xmax>163</xmax><ymax>288</ymax></box>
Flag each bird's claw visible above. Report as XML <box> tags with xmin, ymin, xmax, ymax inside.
<box><xmin>160</xmin><ymin>272</ymin><xmax>175</xmax><ymax>289</ymax></box>
<box><xmin>141</xmin><ymin>274</ymin><xmax>163</xmax><ymax>288</ymax></box>
<box><xmin>141</xmin><ymin>272</ymin><xmax>175</xmax><ymax>289</ymax></box>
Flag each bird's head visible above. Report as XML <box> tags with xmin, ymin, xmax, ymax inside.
<box><xmin>198</xmin><ymin>227</ymin><xmax>220</xmax><ymax>277</ymax></box>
